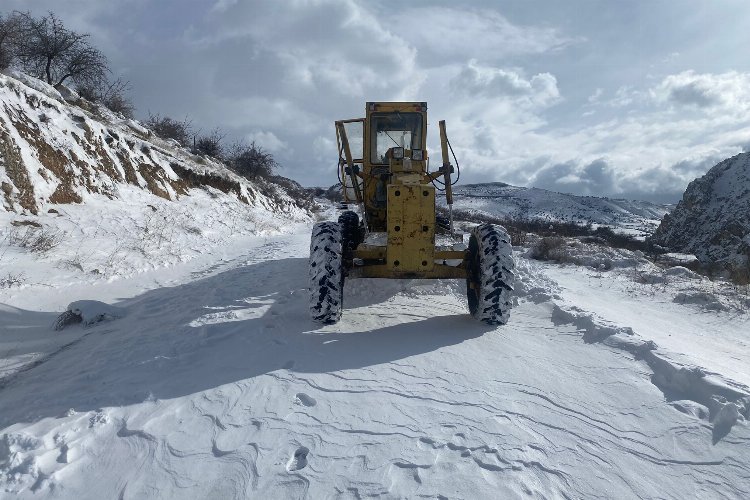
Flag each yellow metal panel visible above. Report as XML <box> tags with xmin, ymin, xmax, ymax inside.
<box><xmin>434</xmin><ymin>250</ymin><xmax>466</xmax><ymax>260</ymax></box>
<box><xmin>387</xmin><ymin>184</ymin><xmax>435</xmax><ymax>272</ymax></box>
<box><xmin>353</xmin><ymin>246</ymin><xmax>386</xmax><ymax>260</ymax></box>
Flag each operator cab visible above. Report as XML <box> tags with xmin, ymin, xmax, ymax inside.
<box><xmin>370</xmin><ymin>111</ymin><xmax>424</xmax><ymax>165</ymax></box>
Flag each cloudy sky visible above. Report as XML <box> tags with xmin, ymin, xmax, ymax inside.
<box><xmin>7</xmin><ymin>0</ymin><xmax>750</xmax><ymax>202</ymax></box>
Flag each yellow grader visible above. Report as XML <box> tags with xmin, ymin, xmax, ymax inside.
<box><xmin>309</xmin><ymin>102</ymin><xmax>515</xmax><ymax>324</ymax></box>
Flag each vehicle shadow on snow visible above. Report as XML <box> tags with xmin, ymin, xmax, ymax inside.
<box><xmin>0</xmin><ymin>257</ymin><xmax>492</xmax><ymax>427</ymax></box>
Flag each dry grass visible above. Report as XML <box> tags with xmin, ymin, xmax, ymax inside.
<box><xmin>10</xmin><ymin>226</ymin><xmax>62</xmax><ymax>253</ymax></box>
<box><xmin>0</xmin><ymin>272</ymin><xmax>25</xmax><ymax>288</ymax></box>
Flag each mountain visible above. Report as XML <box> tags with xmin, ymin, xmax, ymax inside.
<box><xmin>442</xmin><ymin>182</ymin><xmax>671</xmax><ymax>237</ymax></box>
<box><xmin>651</xmin><ymin>152</ymin><xmax>750</xmax><ymax>269</ymax></box>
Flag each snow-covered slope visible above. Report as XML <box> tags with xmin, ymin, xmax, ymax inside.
<box><xmin>0</xmin><ymin>71</ymin><xmax>310</xmax><ymax>296</ymax></box>
<box><xmin>445</xmin><ymin>182</ymin><xmax>670</xmax><ymax>237</ymax></box>
<box><xmin>651</xmin><ymin>152</ymin><xmax>750</xmax><ymax>268</ymax></box>
<box><xmin>1</xmin><ymin>221</ymin><xmax>748</xmax><ymax>498</ymax></box>
<box><xmin>0</xmin><ymin>70</ymin><xmax>293</xmax><ymax>215</ymax></box>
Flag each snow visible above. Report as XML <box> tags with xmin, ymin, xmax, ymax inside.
<box><xmin>2</xmin><ymin>70</ymin><xmax>749</xmax><ymax>498</ymax></box>
<box><xmin>0</xmin><ymin>70</ymin><xmax>65</xmax><ymax>104</ymax></box>
<box><xmin>1</xmin><ymin>220</ymin><xmax>749</xmax><ymax>498</ymax></box>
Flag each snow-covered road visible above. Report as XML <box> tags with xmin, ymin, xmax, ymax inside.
<box><xmin>1</xmin><ymin>229</ymin><xmax>749</xmax><ymax>499</ymax></box>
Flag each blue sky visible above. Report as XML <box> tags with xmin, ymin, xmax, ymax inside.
<box><xmin>6</xmin><ymin>0</ymin><xmax>750</xmax><ymax>202</ymax></box>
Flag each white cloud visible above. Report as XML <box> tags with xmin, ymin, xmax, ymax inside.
<box><xmin>587</xmin><ymin>88</ymin><xmax>603</xmax><ymax>104</ymax></box>
<box><xmin>9</xmin><ymin>1</ymin><xmax>750</xmax><ymax>202</ymax></box>
<box><xmin>607</xmin><ymin>86</ymin><xmax>645</xmax><ymax>108</ymax></box>
<box><xmin>399</xmin><ymin>6</ymin><xmax>581</xmax><ymax>64</ymax></box>
<box><xmin>652</xmin><ymin>70</ymin><xmax>750</xmax><ymax>112</ymax></box>
<box><xmin>450</xmin><ymin>60</ymin><xmax>560</xmax><ymax>107</ymax></box>
<box><xmin>313</xmin><ymin>136</ymin><xmax>335</xmax><ymax>163</ymax></box>
<box><xmin>246</xmin><ymin>131</ymin><xmax>288</xmax><ymax>153</ymax></box>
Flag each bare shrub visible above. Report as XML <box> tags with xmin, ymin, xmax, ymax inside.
<box><xmin>145</xmin><ymin>113</ymin><xmax>192</xmax><ymax>147</ymax></box>
<box><xmin>53</xmin><ymin>309</ymin><xmax>82</xmax><ymax>330</ymax></box>
<box><xmin>529</xmin><ymin>236</ymin><xmax>568</xmax><ymax>261</ymax></box>
<box><xmin>265</xmin><ymin>175</ymin><xmax>315</xmax><ymax>211</ymax></box>
<box><xmin>0</xmin><ymin>272</ymin><xmax>25</xmax><ymax>288</ymax></box>
<box><xmin>60</xmin><ymin>255</ymin><xmax>84</xmax><ymax>271</ymax></box>
<box><xmin>728</xmin><ymin>261</ymin><xmax>750</xmax><ymax>286</ymax></box>
<box><xmin>78</xmin><ymin>77</ymin><xmax>134</xmax><ymax>118</ymax></box>
<box><xmin>10</xmin><ymin>226</ymin><xmax>62</xmax><ymax>253</ymax></box>
<box><xmin>311</xmin><ymin>184</ymin><xmax>342</xmax><ymax>202</ymax></box>
<box><xmin>506</xmin><ymin>225</ymin><xmax>528</xmax><ymax>246</ymax></box>
<box><xmin>192</xmin><ymin>129</ymin><xmax>226</xmax><ymax>159</ymax></box>
<box><xmin>131</xmin><ymin>210</ymin><xmax>178</xmax><ymax>255</ymax></box>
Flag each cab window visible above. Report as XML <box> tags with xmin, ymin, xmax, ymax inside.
<box><xmin>370</xmin><ymin>112</ymin><xmax>423</xmax><ymax>164</ymax></box>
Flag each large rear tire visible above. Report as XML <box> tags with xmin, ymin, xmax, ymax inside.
<box><xmin>466</xmin><ymin>223</ymin><xmax>515</xmax><ymax>325</ymax></box>
<box><xmin>309</xmin><ymin>221</ymin><xmax>344</xmax><ymax>324</ymax></box>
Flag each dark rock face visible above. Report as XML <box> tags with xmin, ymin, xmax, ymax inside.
<box><xmin>651</xmin><ymin>153</ymin><xmax>750</xmax><ymax>267</ymax></box>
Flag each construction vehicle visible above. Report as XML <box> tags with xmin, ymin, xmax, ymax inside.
<box><xmin>309</xmin><ymin>102</ymin><xmax>515</xmax><ymax>325</ymax></box>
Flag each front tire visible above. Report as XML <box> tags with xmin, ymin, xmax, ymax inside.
<box><xmin>466</xmin><ymin>223</ymin><xmax>515</xmax><ymax>324</ymax></box>
<box><xmin>309</xmin><ymin>221</ymin><xmax>344</xmax><ymax>324</ymax></box>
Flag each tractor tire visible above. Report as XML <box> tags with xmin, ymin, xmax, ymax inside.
<box><xmin>337</xmin><ymin>211</ymin><xmax>361</xmax><ymax>252</ymax></box>
<box><xmin>466</xmin><ymin>223</ymin><xmax>515</xmax><ymax>325</ymax></box>
<box><xmin>309</xmin><ymin>221</ymin><xmax>344</xmax><ymax>324</ymax></box>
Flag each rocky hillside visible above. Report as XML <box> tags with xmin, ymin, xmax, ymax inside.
<box><xmin>0</xmin><ymin>71</ymin><xmax>310</xmax><ymax>289</ymax></box>
<box><xmin>0</xmin><ymin>70</ymin><xmax>300</xmax><ymax>215</ymax></box>
<box><xmin>651</xmin><ymin>152</ymin><xmax>750</xmax><ymax>269</ymax></box>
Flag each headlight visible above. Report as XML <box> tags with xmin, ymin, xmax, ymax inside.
<box><xmin>392</xmin><ymin>147</ymin><xmax>404</xmax><ymax>159</ymax></box>
<box><xmin>411</xmin><ymin>149</ymin><xmax>423</xmax><ymax>160</ymax></box>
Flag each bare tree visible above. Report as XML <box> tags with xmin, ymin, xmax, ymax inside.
<box><xmin>0</xmin><ymin>11</ymin><xmax>23</xmax><ymax>69</ymax></box>
<box><xmin>13</xmin><ymin>11</ymin><xmax>108</xmax><ymax>88</ymax></box>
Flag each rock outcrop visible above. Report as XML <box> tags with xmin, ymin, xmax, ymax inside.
<box><xmin>651</xmin><ymin>152</ymin><xmax>750</xmax><ymax>270</ymax></box>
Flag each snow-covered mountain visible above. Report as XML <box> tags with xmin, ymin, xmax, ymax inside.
<box><xmin>651</xmin><ymin>152</ymin><xmax>750</xmax><ymax>269</ymax></box>
<box><xmin>444</xmin><ymin>182</ymin><xmax>671</xmax><ymax>237</ymax></box>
